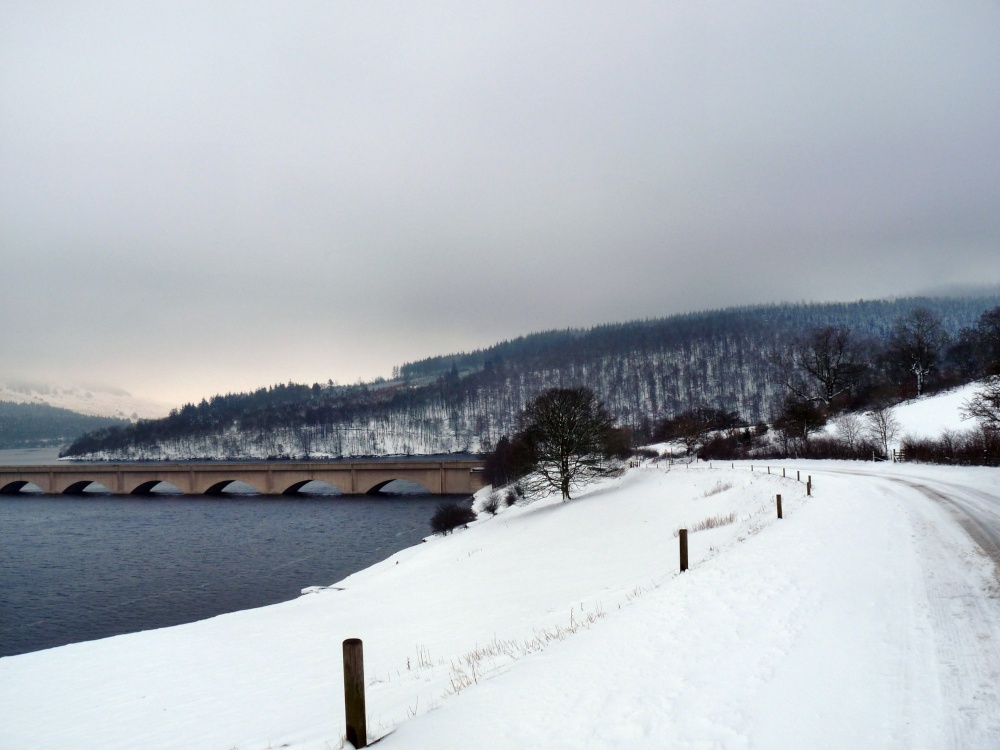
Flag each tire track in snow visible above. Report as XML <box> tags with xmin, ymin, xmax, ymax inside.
<box><xmin>894</xmin><ymin>478</ymin><xmax>1000</xmax><ymax>586</ymax></box>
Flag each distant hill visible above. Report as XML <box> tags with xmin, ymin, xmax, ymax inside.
<box><xmin>0</xmin><ymin>379</ymin><xmax>170</xmax><ymax>420</ymax></box>
<box><xmin>64</xmin><ymin>294</ymin><xmax>1000</xmax><ymax>461</ymax></box>
<box><xmin>0</xmin><ymin>401</ymin><xmax>128</xmax><ymax>449</ymax></box>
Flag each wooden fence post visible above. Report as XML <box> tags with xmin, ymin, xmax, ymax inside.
<box><xmin>797</xmin><ymin>470</ymin><xmax>800</xmax><ymax>482</ymax></box>
<box><xmin>679</xmin><ymin>529</ymin><xmax>688</xmax><ymax>572</ymax></box>
<box><xmin>767</xmin><ymin>466</ymin><xmax>770</xmax><ymax>475</ymax></box>
<box><xmin>807</xmin><ymin>476</ymin><xmax>812</xmax><ymax>496</ymax></box>
<box><xmin>343</xmin><ymin>638</ymin><xmax>367</xmax><ymax>748</ymax></box>
<box><xmin>776</xmin><ymin>494</ymin><xmax>782</xmax><ymax>519</ymax></box>
<box><xmin>782</xmin><ymin>468</ymin><xmax>786</xmax><ymax>478</ymax></box>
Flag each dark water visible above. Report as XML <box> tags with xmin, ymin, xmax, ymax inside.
<box><xmin>0</xmin><ymin>492</ymin><xmax>469</xmax><ymax>657</ymax></box>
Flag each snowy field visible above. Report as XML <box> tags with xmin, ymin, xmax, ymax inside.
<box><xmin>2</xmin><ymin>457</ymin><xmax>1000</xmax><ymax>749</ymax></box>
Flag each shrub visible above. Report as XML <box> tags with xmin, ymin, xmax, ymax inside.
<box><xmin>503</xmin><ymin>489</ymin><xmax>518</xmax><ymax>507</ymax></box>
<box><xmin>480</xmin><ymin>492</ymin><xmax>501</xmax><ymax>515</ymax></box>
<box><xmin>430</xmin><ymin>503</ymin><xmax>477</xmax><ymax>535</ymax></box>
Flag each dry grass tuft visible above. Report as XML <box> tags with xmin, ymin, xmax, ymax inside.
<box><xmin>673</xmin><ymin>511</ymin><xmax>738</xmax><ymax>536</ymax></box>
<box><xmin>702</xmin><ymin>481</ymin><xmax>733</xmax><ymax>497</ymax></box>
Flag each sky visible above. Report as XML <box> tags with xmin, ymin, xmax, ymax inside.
<box><xmin>3</xmin><ymin>1</ymin><xmax>1000</xmax><ymax>409</ymax></box>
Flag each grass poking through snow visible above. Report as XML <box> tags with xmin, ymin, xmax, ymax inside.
<box><xmin>673</xmin><ymin>511</ymin><xmax>738</xmax><ymax>536</ymax></box>
<box><xmin>702</xmin><ymin>480</ymin><xmax>734</xmax><ymax>497</ymax></box>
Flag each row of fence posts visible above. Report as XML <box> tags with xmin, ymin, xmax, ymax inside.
<box><xmin>679</xmin><ymin>466</ymin><xmax>813</xmax><ymax>573</ymax></box>
<box><xmin>342</xmin><ymin>464</ymin><xmax>814</xmax><ymax>747</ymax></box>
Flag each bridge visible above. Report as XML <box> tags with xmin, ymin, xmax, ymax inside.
<box><xmin>0</xmin><ymin>458</ymin><xmax>487</xmax><ymax>496</ymax></box>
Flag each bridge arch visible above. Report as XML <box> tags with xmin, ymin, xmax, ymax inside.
<box><xmin>201</xmin><ymin>479</ymin><xmax>263</xmax><ymax>496</ymax></box>
<box><xmin>0</xmin><ymin>480</ymin><xmax>43</xmax><ymax>495</ymax></box>
<box><xmin>281</xmin><ymin>480</ymin><xmax>343</xmax><ymax>496</ymax></box>
<box><xmin>129</xmin><ymin>480</ymin><xmax>184</xmax><ymax>496</ymax></box>
<box><xmin>363</xmin><ymin>478</ymin><xmax>433</xmax><ymax>496</ymax></box>
<box><xmin>62</xmin><ymin>480</ymin><xmax>112</xmax><ymax>495</ymax></box>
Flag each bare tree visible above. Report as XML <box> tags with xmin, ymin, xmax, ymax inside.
<box><xmin>517</xmin><ymin>387</ymin><xmax>617</xmax><ymax>500</ymax></box>
<box><xmin>773</xmin><ymin>396</ymin><xmax>827</xmax><ymax>455</ymax></box>
<box><xmin>886</xmin><ymin>308</ymin><xmax>949</xmax><ymax>396</ymax></box>
<box><xmin>295</xmin><ymin>424</ymin><xmax>315</xmax><ymax>458</ymax></box>
<box><xmin>866</xmin><ymin>403</ymin><xmax>901</xmax><ymax>458</ymax></box>
<box><xmin>962</xmin><ymin>376</ymin><xmax>1000</xmax><ymax>432</ymax></box>
<box><xmin>834</xmin><ymin>412</ymin><xmax>864</xmax><ymax>451</ymax></box>
<box><xmin>775</xmin><ymin>325</ymin><xmax>865</xmax><ymax>406</ymax></box>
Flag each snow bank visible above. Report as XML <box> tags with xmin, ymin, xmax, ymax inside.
<box><xmin>2</xmin><ymin>463</ymin><xmax>999</xmax><ymax>749</ymax></box>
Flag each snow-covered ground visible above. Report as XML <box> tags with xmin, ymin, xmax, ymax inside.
<box><xmin>2</xmin><ymin>457</ymin><xmax>999</xmax><ymax>749</ymax></box>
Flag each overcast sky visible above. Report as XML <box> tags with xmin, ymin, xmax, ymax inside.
<box><xmin>3</xmin><ymin>1</ymin><xmax>999</xmax><ymax>408</ymax></box>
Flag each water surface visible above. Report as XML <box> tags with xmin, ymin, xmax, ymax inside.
<box><xmin>0</xmin><ymin>492</ymin><xmax>468</xmax><ymax>657</ymax></box>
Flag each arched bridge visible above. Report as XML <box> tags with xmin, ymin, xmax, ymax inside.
<box><xmin>0</xmin><ymin>458</ymin><xmax>487</xmax><ymax>496</ymax></box>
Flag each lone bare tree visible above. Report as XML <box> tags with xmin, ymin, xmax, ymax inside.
<box><xmin>866</xmin><ymin>403</ymin><xmax>901</xmax><ymax>458</ymax></box>
<box><xmin>834</xmin><ymin>412</ymin><xmax>864</xmax><ymax>451</ymax></box>
<box><xmin>517</xmin><ymin>387</ymin><xmax>616</xmax><ymax>500</ymax></box>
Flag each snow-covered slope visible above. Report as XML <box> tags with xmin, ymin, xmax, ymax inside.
<box><xmin>0</xmin><ymin>379</ymin><xmax>170</xmax><ymax>420</ymax></box>
<box><xmin>823</xmin><ymin>380</ymin><xmax>988</xmax><ymax>448</ymax></box>
<box><xmin>891</xmin><ymin>381</ymin><xmax>983</xmax><ymax>439</ymax></box>
<box><xmin>2</xmin><ymin>462</ymin><xmax>998</xmax><ymax>749</ymax></box>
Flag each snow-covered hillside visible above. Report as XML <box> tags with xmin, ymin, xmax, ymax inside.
<box><xmin>0</xmin><ymin>379</ymin><xmax>170</xmax><ymax>420</ymax></box>
<box><xmin>2</xmin><ymin>462</ymin><xmax>999</xmax><ymax>749</ymax></box>
<box><xmin>823</xmin><ymin>381</ymin><xmax>986</xmax><ymax>449</ymax></box>
<box><xmin>891</xmin><ymin>381</ymin><xmax>983</xmax><ymax>439</ymax></box>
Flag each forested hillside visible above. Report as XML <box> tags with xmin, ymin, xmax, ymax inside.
<box><xmin>63</xmin><ymin>295</ymin><xmax>1000</xmax><ymax>460</ymax></box>
<box><xmin>0</xmin><ymin>402</ymin><xmax>127</xmax><ymax>449</ymax></box>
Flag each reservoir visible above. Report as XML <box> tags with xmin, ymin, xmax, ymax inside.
<box><xmin>0</xmin><ymin>449</ymin><xmax>472</xmax><ymax>658</ymax></box>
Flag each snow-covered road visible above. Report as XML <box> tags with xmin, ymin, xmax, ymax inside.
<box><xmin>892</xmin><ymin>475</ymin><xmax>1000</xmax><ymax>572</ymax></box>
<box><xmin>814</xmin><ymin>463</ymin><xmax>1000</xmax><ymax>573</ymax></box>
